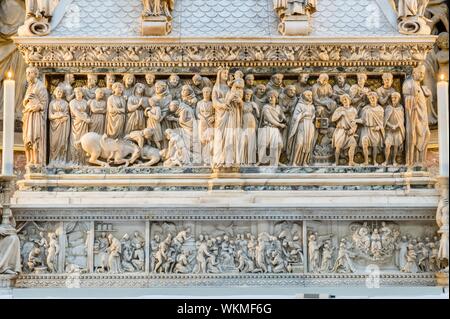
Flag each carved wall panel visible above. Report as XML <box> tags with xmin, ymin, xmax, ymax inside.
<box><xmin>11</xmin><ymin>218</ymin><xmax>442</xmax><ymax>287</ymax></box>
<box><xmin>20</xmin><ymin>69</ymin><xmax>432</xmax><ymax>170</ymax></box>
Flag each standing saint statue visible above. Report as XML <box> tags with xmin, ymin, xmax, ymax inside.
<box><xmin>258</xmin><ymin>90</ymin><xmax>286</xmax><ymax>166</ymax></box>
<box><xmin>331</xmin><ymin>94</ymin><xmax>358</xmax><ymax>166</ymax></box>
<box><xmin>383</xmin><ymin>92</ymin><xmax>405</xmax><ymax>166</ymax></box>
<box><xmin>211</xmin><ymin>68</ymin><xmax>241</xmax><ymax>168</ymax></box>
<box><xmin>106</xmin><ymin>82</ymin><xmax>126</xmax><ymax>139</ymax></box>
<box><xmin>69</xmin><ymin>88</ymin><xmax>91</xmax><ymax>165</ymax></box>
<box><xmin>125</xmin><ymin>83</ymin><xmax>146</xmax><ymax>134</ymax></box>
<box><xmin>197</xmin><ymin>87</ymin><xmax>215</xmax><ymax>165</ymax></box>
<box><xmin>402</xmin><ymin>65</ymin><xmax>431</xmax><ymax>166</ymax></box>
<box><xmin>358</xmin><ymin>92</ymin><xmax>385</xmax><ymax>166</ymax></box>
<box><xmin>287</xmin><ymin>90</ymin><xmax>316</xmax><ymax>166</ymax></box>
<box><xmin>88</xmin><ymin>88</ymin><xmax>107</xmax><ymax>135</ymax></box>
<box><xmin>240</xmin><ymin>89</ymin><xmax>260</xmax><ymax>165</ymax></box>
<box><xmin>48</xmin><ymin>87</ymin><xmax>70</xmax><ymax>164</ymax></box>
<box><xmin>22</xmin><ymin>66</ymin><xmax>48</xmax><ymax>166</ymax></box>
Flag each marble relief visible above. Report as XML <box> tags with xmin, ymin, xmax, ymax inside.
<box><xmin>8</xmin><ymin>219</ymin><xmax>445</xmax><ymax>276</ymax></box>
<box><xmin>25</xmin><ymin>68</ymin><xmax>431</xmax><ymax>169</ymax></box>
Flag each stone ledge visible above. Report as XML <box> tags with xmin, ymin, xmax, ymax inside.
<box><xmin>17</xmin><ymin>167</ymin><xmax>435</xmax><ymax>192</ymax></box>
<box><xmin>14</xmin><ymin>273</ymin><xmax>436</xmax><ymax>288</ymax></box>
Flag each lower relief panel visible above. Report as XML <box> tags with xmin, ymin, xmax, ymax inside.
<box><xmin>14</xmin><ymin>219</ymin><xmax>438</xmax><ymax>288</ymax></box>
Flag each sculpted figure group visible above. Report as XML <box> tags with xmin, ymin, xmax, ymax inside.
<box><xmin>94</xmin><ymin>231</ymin><xmax>145</xmax><ymax>273</ymax></box>
<box><xmin>308</xmin><ymin>222</ymin><xmax>444</xmax><ymax>274</ymax></box>
<box><xmin>23</xmin><ymin>66</ymin><xmax>431</xmax><ymax>168</ymax></box>
<box><xmin>150</xmin><ymin>228</ymin><xmax>303</xmax><ymax>274</ymax></box>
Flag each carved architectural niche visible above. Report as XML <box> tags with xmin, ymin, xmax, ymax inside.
<box><xmin>273</xmin><ymin>0</ymin><xmax>317</xmax><ymax>36</ymax></box>
<box><xmin>141</xmin><ymin>0</ymin><xmax>175</xmax><ymax>36</ymax></box>
<box><xmin>18</xmin><ymin>0</ymin><xmax>60</xmax><ymax>36</ymax></box>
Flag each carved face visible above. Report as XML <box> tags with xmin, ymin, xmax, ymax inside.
<box><xmin>181</xmin><ymin>85</ymin><xmax>191</xmax><ymax>98</ymax></box>
<box><xmin>340</xmin><ymin>95</ymin><xmax>351</xmax><ymax>107</ymax></box>
<box><xmin>245</xmin><ymin>75</ymin><xmax>255</xmax><ymax>87</ymax></box>
<box><xmin>303</xmin><ymin>90</ymin><xmax>313</xmax><ymax>102</ymax></box>
<box><xmin>169</xmin><ymin>74</ymin><xmax>180</xmax><ymax>86</ymax></box>
<box><xmin>155</xmin><ymin>81</ymin><xmax>167</xmax><ymax>94</ymax></box>
<box><xmin>368</xmin><ymin>93</ymin><xmax>378</xmax><ymax>106</ymax></box>
<box><xmin>268</xmin><ymin>93</ymin><xmax>277</xmax><ymax>105</ymax></box>
<box><xmin>383</xmin><ymin>76</ymin><xmax>393</xmax><ymax>88</ymax></box>
<box><xmin>26</xmin><ymin>68</ymin><xmax>38</xmax><ymax>82</ymax></box>
<box><xmin>106</xmin><ymin>74</ymin><xmax>116</xmax><ymax>87</ymax></box>
<box><xmin>413</xmin><ymin>67</ymin><xmax>425</xmax><ymax>81</ymax></box>
<box><xmin>95</xmin><ymin>89</ymin><xmax>104</xmax><ymax>100</ymax></box>
<box><xmin>300</xmin><ymin>74</ymin><xmax>309</xmax><ymax>84</ymax></box>
<box><xmin>234</xmin><ymin>71</ymin><xmax>244</xmax><ymax>80</ymax></box>
<box><xmin>220</xmin><ymin>69</ymin><xmax>229</xmax><ymax>82</ymax></box>
<box><xmin>74</xmin><ymin>88</ymin><xmax>83</xmax><ymax>100</ymax></box>
<box><xmin>318</xmin><ymin>74</ymin><xmax>328</xmax><ymax>85</ymax></box>
<box><xmin>169</xmin><ymin>101</ymin><xmax>178</xmax><ymax>113</ymax></box>
<box><xmin>273</xmin><ymin>74</ymin><xmax>283</xmax><ymax>86</ymax></box>
<box><xmin>244</xmin><ymin>90</ymin><xmax>253</xmax><ymax>102</ymax></box>
<box><xmin>285</xmin><ymin>86</ymin><xmax>296</xmax><ymax>98</ymax></box>
<box><xmin>202</xmin><ymin>88</ymin><xmax>212</xmax><ymax>101</ymax></box>
<box><xmin>124</xmin><ymin>75</ymin><xmax>135</xmax><ymax>87</ymax></box>
<box><xmin>391</xmin><ymin>93</ymin><xmax>400</xmax><ymax>106</ymax></box>
<box><xmin>337</xmin><ymin>75</ymin><xmax>346</xmax><ymax>87</ymax></box>
<box><xmin>192</xmin><ymin>74</ymin><xmax>202</xmax><ymax>86</ymax></box>
<box><xmin>145</xmin><ymin>74</ymin><xmax>155</xmax><ymax>85</ymax></box>
<box><xmin>87</xmin><ymin>75</ymin><xmax>98</xmax><ymax>87</ymax></box>
<box><xmin>54</xmin><ymin>87</ymin><xmax>64</xmax><ymax>100</ymax></box>
<box><xmin>256</xmin><ymin>85</ymin><xmax>266</xmax><ymax>97</ymax></box>
<box><xmin>113</xmin><ymin>83</ymin><xmax>124</xmax><ymax>95</ymax></box>
<box><xmin>135</xmin><ymin>84</ymin><xmax>144</xmax><ymax>96</ymax></box>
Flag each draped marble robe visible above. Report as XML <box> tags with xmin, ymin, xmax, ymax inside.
<box><xmin>212</xmin><ymin>74</ymin><xmax>243</xmax><ymax>168</ymax></box>
<box><xmin>287</xmin><ymin>96</ymin><xmax>316</xmax><ymax>166</ymax></box>
<box><xmin>106</xmin><ymin>94</ymin><xmax>126</xmax><ymax>139</ymax></box>
<box><xmin>258</xmin><ymin>102</ymin><xmax>285</xmax><ymax>165</ymax></box>
<box><xmin>88</xmin><ymin>97</ymin><xmax>107</xmax><ymax>135</ymax></box>
<box><xmin>150</xmin><ymin>83</ymin><xmax>173</xmax><ymax>134</ymax></box>
<box><xmin>212</xmin><ymin>70</ymin><xmax>235</xmax><ymax>167</ymax></box>
<box><xmin>0</xmin><ymin>224</ymin><xmax>21</xmax><ymax>274</ymax></box>
<box><xmin>125</xmin><ymin>85</ymin><xmax>146</xmax><ymax>134</ymax></box>
<box><xmin>48</xmin><ymin>97</ymin><xmax>70</xmax><ymax>163</ymax></box>
<box><xmin>384</xmin><ymin>103</ymin><xmax>405</xmax><ymax>147</ymax></box>
<box><xmin>240</xmin><ymin>100</ymin><xmax>259</xmax><ymax>165</ymax></box>
<box><xmin>22</xmin><ymin>76</ymin><xmax>48</xmax><ymax>165</ymax></box>
<box><xmin>402</xmin><ymin>70</ymin><xmax>431</xmax><ymax>166</ymax></box>
<box><xmin>197</xmin><ymin>98</ymin><xmax>214</xmax><ymax>165</ymax></box>
<box><xmin>69</xmin><ymin>98</ymin><xmax>90</xmax><ymax>165</ymax></box>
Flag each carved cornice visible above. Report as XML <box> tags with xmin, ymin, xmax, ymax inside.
<box><xmin>12</xmin><ymin>207</ymin><xmax>436</xmax><ymax>221</ymax></box>
<box><xmin>13</xmin><ymin>36</ymin><xmax>437</xmax><ymax>69</ymax></box>
<box><xmin>14</xmin><ymin>273</ymin><xmax>436</xmax><ymax>288</ymax></box>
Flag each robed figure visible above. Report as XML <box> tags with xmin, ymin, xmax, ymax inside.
<box><xmin>22</xmin><ymin>67</ymin><xmax>48</xmax><ymax>166</ymax></box>
<box><xmin>287</xmin><ymin>90</ymin><xmax>316</xmax><ymax>166</ymax></box>
<box><xmin>211</xmin><ymin>68</ymin><xmax>242</xmax><ymax>168</ymax></box>
<box><xmin>402</xmin><ymin>65</ymin><xmax>431</xmax><ymax>166</ymax></box>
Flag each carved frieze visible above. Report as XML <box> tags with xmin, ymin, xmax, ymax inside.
<box><xmin>16</xmin><ymin>42</ymin><xmax>435</xmax><ymax>68</ymax></box>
